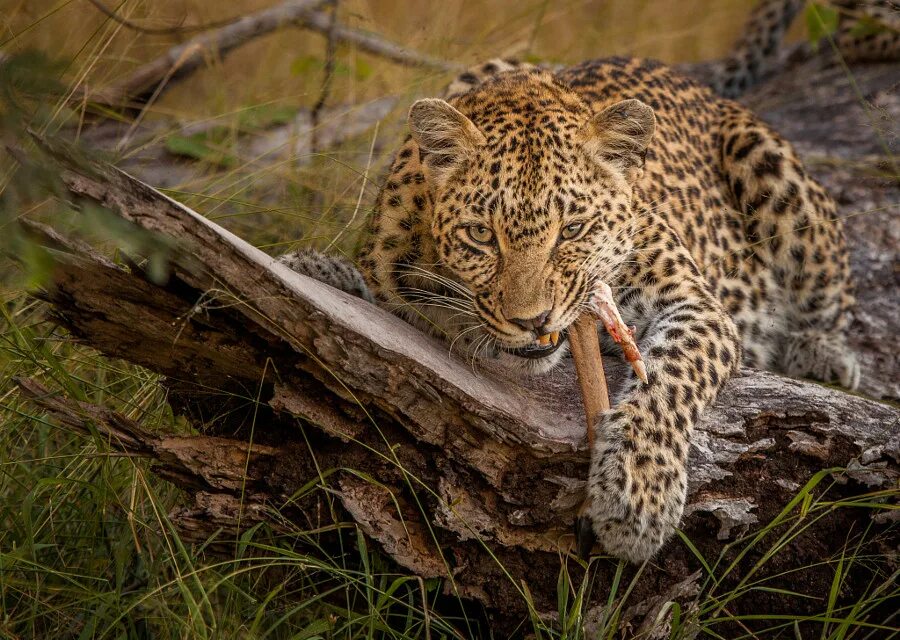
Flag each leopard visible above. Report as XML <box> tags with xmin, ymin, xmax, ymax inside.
<box><xmin>278</xmin><ymin>1</ymin><xmax>897</xmax><ymax>561</ymax></box>
<box><xmin>707</xmin><ymin>0</ymin><xmax>900</xmax><ymax>97</ymax></box>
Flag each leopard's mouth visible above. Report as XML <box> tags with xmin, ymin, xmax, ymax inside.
<box><xmin>504</xmin><ymin>330</ymin><xmax>568</xmax><ymax>359</ymax></box>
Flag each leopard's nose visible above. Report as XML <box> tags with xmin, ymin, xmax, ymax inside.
<box><xmin>507</xmin><ymin>310</ymin><xmax>551</xmax><ymax>333</ymax></box>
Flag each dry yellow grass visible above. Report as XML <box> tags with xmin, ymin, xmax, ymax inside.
<box><xmin>1</xmin><ymin>0</ymin><xmax>766</xmax><ymax>256</ymax></box>
<box><xmin>2</xmin><ymin>0</ymin><xmax>756</xmax><ymax>119</ymax></box>
<box><xmin>2</xmin><ymin>1</ymin><xmax>770</xmax><ymax>257</ymax></box>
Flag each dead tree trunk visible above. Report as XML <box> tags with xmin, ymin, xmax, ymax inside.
<box><xmin>14</xmin><ymin>54</ymin><xmax>900</xmax><ymax>634</ymax></box>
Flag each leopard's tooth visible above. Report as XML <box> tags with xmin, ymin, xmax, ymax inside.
<box><xmin>550</xmin><ymin>331</ymin><xmax>560</xmax><ymax>346</ymax></box>
<box><xmin>538</xmin><ymin>334</ymin><xmax>551</xmax><ymax>346</ymax></box>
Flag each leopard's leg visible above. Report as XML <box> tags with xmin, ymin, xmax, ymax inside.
<box><xmin>278</xmin><ymin>249</ymin><xmax>375</xmax><ymax>303</ymax></box>
<box><xmin>583</xmin><ymin>218</ymin><xmax>742</xmax><ymax>562</ymax></box>
<box><xmin>720</xmin><ymin>105</ymin><xmax>860</xmax><ymax>389</ymax></box>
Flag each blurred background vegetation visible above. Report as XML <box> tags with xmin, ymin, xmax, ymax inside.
<box><xmin>0</xmin><ymin>1</ymin><xmax>894</xmax><ymax>639</ymax></box>
<box><xmin>3</xmin><ymin>0</ymin><xmax>762</xmax><ymax>111</ymax></box>
<box><xmin>1</xmin><ymin>0</ymin><xmax>775</xmax><ymax>256</ymax></box>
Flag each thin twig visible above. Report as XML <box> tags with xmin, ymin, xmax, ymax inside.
<box><xmin>84</xmin><ymin>0</ymin><xmax>327</xmax><ymax>106</ymax></box>
<box><xmin>84</xmin><ymin>0</ymin><xmax>249</xmax><ymax>36</ymax></box>
<box><xmin>300</xmin><ymin>11</ymin><xmax>460</xmax><ymax>72</ymax></box>
<box><xmin>310</xmin><ymin>0</ymin><xmax>340</xmax><ymax>157</ymax></box>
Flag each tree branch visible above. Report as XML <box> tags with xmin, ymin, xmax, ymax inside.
<box><xmin>82</xmin><ymin>0</ymin><xmax>459</xmax><ymax>109</ymax></box>
<box><xmin>85</xmin><ymin>0</ymin><xmax>249</xmax><ymax>36</ymax></box>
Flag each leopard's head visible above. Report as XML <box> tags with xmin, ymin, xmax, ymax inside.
<box><xmin>408</xmin><ymin>72</ymin><xmax>655</xmax><ymax>373</ymax></box>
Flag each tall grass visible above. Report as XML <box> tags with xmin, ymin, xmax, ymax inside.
<box><xmin>0</xmin><ymin>1</ymin><xmax>897</xmax><ymax>638</ymax></box>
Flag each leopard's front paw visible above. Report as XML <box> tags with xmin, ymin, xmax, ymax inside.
<box><xmin>581</xmin><ymin>409</ymin><xmax>687</xmax><ymax>563</ymax></box>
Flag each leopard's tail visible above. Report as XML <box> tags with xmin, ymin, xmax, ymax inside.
<box><xmin>710</xmin><ymin>0</ymin><xmax>900</xmax><ymax>98</ymax></box>
<box><xmin>710</xmin><ymin>0</ymin><xmax>807</xmax><ymax>98</ymax></box>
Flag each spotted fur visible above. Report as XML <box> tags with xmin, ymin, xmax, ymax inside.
<box><xmin>711</xmin><ymin>0</ymin><xmax>900</xmax><ymax>97</ymax></box>
<box><xmin>279</xmin><ymin>4</ymin><xmax>880</xmax><ymax>561</ymax></box>
<box><xmin>278</xmin><ymin>249</ymin><xmax>374</xmax><ymax>303</ymax></box>
<box><xmin>325</xmin><ymin>55</ymin><xmax>861</xmax><ymax>563</ymax></box>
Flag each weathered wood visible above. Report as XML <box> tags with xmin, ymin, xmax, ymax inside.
<box><xmin>15</xmin><ymin>51</ymin><xmax>900</xmax><ymax>634</ymax></box>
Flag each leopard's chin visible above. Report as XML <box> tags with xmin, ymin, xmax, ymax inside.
<box><xmin>493</xmin><ymin>342</ymin><xmax>569</xmax><ymax>375</ymax></box>
<box><xmin>503</xmin><ymin>329</ymin><xmax>569</xmax><ymax>359</ymax></box>
<box><xmin>446</xmin><ymin>325</ymin><xmax>570</xmax><ymax>376</ymax></box>
<box><xmin>471</xmin><ymin>327</ymin><xmax>572</xmax><ymax>376</ymax></box>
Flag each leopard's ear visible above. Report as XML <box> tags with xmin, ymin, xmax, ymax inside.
<box><xmin>408</xmin><ymin>99</ymin><xmax>486</xmax><ymax>182</ymax></box>
<box><xmin>580</xmin><ymin>99</ymin><xmax>655</xmax><ymax>183</ymax></box>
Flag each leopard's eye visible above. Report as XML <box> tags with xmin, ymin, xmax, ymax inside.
<box><xmin>467</xmin><ymin>225</ymin><xmax>495</xmax><ymax>245</ymax></box>
<box><xmin>561</xmin><ymin>221</ymin><xmax>585</xmax><ymax>240</ymax></box>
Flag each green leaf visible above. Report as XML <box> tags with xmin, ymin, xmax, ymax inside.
<box><xmin>165</xmin><ymin>132</ymin><xmax>236</xmax><ymax>168</ymax></box>
<box><xmin>165</xmin><ymin>133</ymin><xmax>210</xmax><ymax>160</ymax></box>
<box><xmin>806</xmin><ymin>3</ymin><xmax>840</xmax><ymax>50</ymax></box>
<box><xmin>849</xmin><ymin>14</ymin><xmax>889</xmax><ymax>38</ymax></box>
<box><xmin>354</xmin><ymin>58</ymin><xmax>373</xmax><ymax>81</ymax></box>
<box><xmin>669</xmin><ymin>602</ymin><xmax>682</xmax><ymax>638</ymax></box>
<box><xmin>238</xmin><ymin>104</ymin><xmax>297</xmax><ymax>129</ymax></box>
<box><xmin>556</xmin><ymin>564</ymin><xmax>569</xmax><ymax>628</ymax></box>
<box><xmin>290</xmin><ymin>54</ymin><xmax>321</xmax><ymax>76</ymax></box>
<box><xmin>422</xmin><ymin>577</ymin><xmax>441</xmax><ymax>593</ymax></box>
<box><xmin>19</xmin><ymin>239</ymin><xmax>55</xmax><ymax>291</ymax></box>
<box><xmin>294</xmin><ymin>619</ymin><xmax>330</xmax><ymax>639</ymax></box>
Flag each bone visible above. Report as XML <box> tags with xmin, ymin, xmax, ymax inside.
<box><xmin>568</xmin><ymin>314</ymin><xmax>611</xmax><ymax>447</ymax></box>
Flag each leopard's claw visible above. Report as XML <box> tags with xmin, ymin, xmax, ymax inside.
<box><xmin>575</xmin><ymin>514</ymin><xmax>596</xmax><ymax>561</ymax></box>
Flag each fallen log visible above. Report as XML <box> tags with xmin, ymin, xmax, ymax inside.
<box><xmin>13</xmin><ymin>131</ymin><xmax>898</xmax><ymax>634</ymax></box>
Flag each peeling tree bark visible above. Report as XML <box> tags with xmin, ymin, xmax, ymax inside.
<box><xmin>14</xmin><ymin>53</ymin><xmax>900</xmax><ymax>635</ymax></box>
